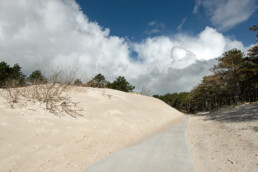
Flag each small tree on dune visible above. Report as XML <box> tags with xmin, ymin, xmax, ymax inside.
<box><xmin>27</xmin><ymin>70</ymin><xmax>46</xmax><ymax>84</ymax></box>
<box><xmin>74</xmin><ymin>79</ymin><xmax>83</xmax><ymax>86</ymax></box>
<box><xmin>108</xmin><ymin>76</ymin><xmax>135</xmax><ymax>92</ymax></box>
<box><xmin>87</xmin><ymin>73</ymin><xmax>108</xmax><ymax>88</ymax></box>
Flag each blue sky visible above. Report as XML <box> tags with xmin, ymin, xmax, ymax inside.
<box><xmin>77</xmin><ymin>0</ymin><xmax>257</xmax><ymax>46</ymax></box>
<box><xmin>0</xmin><ymin>0</ymin><xmax>257</xmax><ymax>94</ymax></box>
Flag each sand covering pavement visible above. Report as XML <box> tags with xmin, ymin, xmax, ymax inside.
<box><xmin>188</xmin><ymin>103</ymin><xmax>258</xmax><ymax>172</ymax></box>
<box><xmin>0</xmin><ymin>87</ymin><xmax>183</xmax><ymax>172</ymax></box>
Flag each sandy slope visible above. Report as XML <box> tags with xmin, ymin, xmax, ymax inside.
<box><xmin>188</xmin><ymin>103</ymin><xmax>258</xmax><ymax>172</ymax></box>
<box><xmin>0</xmin><ymin>87</ymin><xmax>183</xmax><ymax>172</ymax></box>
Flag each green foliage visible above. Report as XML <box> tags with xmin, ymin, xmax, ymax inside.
<box><xmin>74</xmin><ymin>79</ymin><xmax>83</xmax><ymax>86</ymax></box>
<box><xmin>27</xmin><ymin>70</ymin><xmax>46</xmax><ymax>84</ymax></box>
<box><xmin>188</xmin><ymin>47</ymin><xmax>258</xmax><ymax>112</ymax></box>
<box><xmin>0</xmin><ymin>61</ymin><xmax>26</xmax><ymax>87</ymax></box>
<box><xmin>154</xmin><ymin>92</ymin><xmax>190</xmax><ymax>112</ymax></box>
<box><xmin>249</xmin><ymin>25</ymin><xmax>258</xmax><ymax>42</ymax></box>
<box><xmin>108</xmin><ymin>76</ymin><xmax>135</xmax><ymax>92</ymax></box>
<box><xmin>211</xmin><ymin>49</ymin><xmax>245</xmax><ymax>103</ymax></box>
<box><xmin>154</xmin><ymin>47</ymin><xmax>258</xmax><ymax>113</ymax></box>
<box><xmin>87</xmin><ymin>73</ymin><xmax>108</xmax><ymax>88</ymax></box>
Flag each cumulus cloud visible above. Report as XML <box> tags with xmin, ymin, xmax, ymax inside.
<box><xmin>0</xmin><ymin>0</ymin><xmax>131</xmax><ymax>79</ymax></box>
<box><xmin>0</xmin><ymin>0</ymin><xmax>251</xmax><ymax>94</ymax></box>
<box><xmin>193</xmin><ymin>0</ymin><xmax>257</xmax><ymax>31</ymax></box>
<box><xmin>132</xmin><ymin>27</ymin><xmax>247</xmax><ymax>94</ymax></box>
<box><xmin>132</xmin><ymin>59</ymin><xmax>217</xmax><ymax>94</ymax></box>
<box><xmin>134</xmin><ymin>27</ymin><xmax>246</xmax><ymax>69</ymax></box>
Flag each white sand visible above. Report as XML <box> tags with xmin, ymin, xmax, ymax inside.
<box><xmin>0</xmin><ymin>87</ymin><xmax>183</xmax><ymax>172</ymax></box>
<box><xmin>188</xmin><ymin>114</ymin><xmax>258</xmax><ymax>172</ymax></box>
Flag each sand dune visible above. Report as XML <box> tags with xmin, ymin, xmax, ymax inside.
<box><xmin>0</xmin><ymin>87</ymin><xmax>183</xmax><ymax>172</ymax></box>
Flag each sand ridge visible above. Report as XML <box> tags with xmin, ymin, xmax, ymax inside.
<box><xmin>0</xmin><ymin>86</ymin><xmax>183</xmax><ymax>172</ymax></box>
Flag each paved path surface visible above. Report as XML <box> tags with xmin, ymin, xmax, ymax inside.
<box><xmin>86</xmin><ymin>116</ymin><xmax>194</xmax><ymax>172</ymax></box>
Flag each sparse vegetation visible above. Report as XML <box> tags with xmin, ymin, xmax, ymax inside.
<box><xmin>140</xmin><ymin>87</ymin><xmax>151</xmax><ymax>96</ymax></box>
<box><xmin>2</xmin><ymin>80</ymin><xmax>21</xmax><ymax>108</ymax></box>
<box><xmin>1</xmin><ymin>70</ymin><xmax>81</xmax><ymax>117</ymax></box>
<box><xmin>0</xmin><ymin>61</ymin><xmax>136</xmax><ymax>117</ymax></box>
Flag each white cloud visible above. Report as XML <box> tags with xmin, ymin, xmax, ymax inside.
<box><xmin>0</xmin><ymin>0</ymin><xmax>251</xmax><ymax>94</ymax></box>
<box><xmin>170</xmin><ymin>46</ymin><xmax>196</xmax><ymax>69</ymax></box>
<box><xmin>132</xmin><ymin>26</ymin><xmax>247</xmax><ymax>94</ymax></box>
<box><xmin>0</xmin><ymin>0</ymin><xmax>131</xmax><ymax>80</ymax></box>
<box><xmin>193</xmin><ymin>0</ymin><xmax>257</xmax><ymax>31</ymax></box>
<box><xmin>134</xmin><ymin>27</ymin><xmax>246</xmax><ymax>68</ymax></box>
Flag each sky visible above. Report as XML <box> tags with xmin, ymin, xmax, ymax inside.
<box><xmin>78</xmin><ymin>0</ymin><xmax>257</xmax><ymax>45</ymax></box>
<box><xmin>0</xmin><ymin>0</ymin><xmax>257</xmax><ymax>94</ymax></box>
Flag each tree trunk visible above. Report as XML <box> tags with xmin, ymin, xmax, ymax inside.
<box><xmin>234</xmin><ymin>82</ymin><xmax>241</xmax><ymax>104</ymax></box>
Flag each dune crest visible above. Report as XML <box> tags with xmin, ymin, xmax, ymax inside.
<box><xmin>0</xmin><ymin>87</ymin><xmax>182</xmax><ymax>172</ymax></box>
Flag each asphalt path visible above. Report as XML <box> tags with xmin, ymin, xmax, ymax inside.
<box><xmin>86</xmin><ymin>116</ymin><xmax>194</xmax><ymax>172</ymax></box>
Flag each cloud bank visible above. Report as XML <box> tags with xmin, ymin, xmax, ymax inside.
<box><xmin>0</xmin><ymin>0</ymin><xmax>250</xmax><ymax>94</ymax></box>
<box><xmin>193</xmin><ymin>0</ymin><xmax>257</xmax><ymax>31</ymax></box>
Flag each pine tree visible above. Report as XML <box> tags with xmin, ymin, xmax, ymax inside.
<box><xmin>108</xmin><ymin>76</ymin><xmax>135</xmax><ymax>92</ymax></box>
<box><xmin>27</xmin><ymin>70</ymin><xmax>46</xmax><ymax>84</ymax></box>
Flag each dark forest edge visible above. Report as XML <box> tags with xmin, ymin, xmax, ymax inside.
<box><xmin>0</xmin><ymin>63</ymin><xmax>135</xmax><ymax>93</ymax></box>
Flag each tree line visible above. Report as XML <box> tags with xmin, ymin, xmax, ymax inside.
<box><xmin>0</xmin><ymin>62</ymin><xmax>135</xmax><ymax>93</ymax></box>
<box><xmin>75</xmin><ymin>73</ymin><xmax>135</xmax><ymax>92</ymax></box>
<box><xmin>154</xmin><ymin>26</ymin><xmax>258</xmax><ymax>113</ymax></box>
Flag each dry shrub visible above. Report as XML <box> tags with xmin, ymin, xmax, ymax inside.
<box><xmin>2</xmin><ymin>80</ymin><xmax>21</xmax><ymax>108</ymax></box>
<box><xmin>1</xmin><ymin>71</ymin><xmax>81</xmax><ymax>117</ymax></box>
<box><xmin>140</xmin><ymin>87</ymin><xmax>151</xmax><ymax>96</ymax></box>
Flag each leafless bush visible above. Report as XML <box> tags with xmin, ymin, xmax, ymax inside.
<box><xmin>1</xmin><ymin>71</ymin><xmax>81</xmax><ymax>117</ymax></box>
<box><xmin>140</xmin><ymin>87</ymin><xmax>151</xmax><ymax>96</ymax></box>
<box><xmin>2</xmin><ymin>80</ymin><xmax>21</xmax><ymax>108</ymax></box>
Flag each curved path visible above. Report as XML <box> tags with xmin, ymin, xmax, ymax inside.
<box><xmin>86</xmin><ymin>116</ymin><xmax>194</xmax><ymax>172</ymax></box>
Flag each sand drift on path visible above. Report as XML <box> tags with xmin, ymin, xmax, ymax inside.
<box><xmin>188</xmin><ymin>103</ymin><xmax>258</xmax><ymax>172</ymax></box>
<box><xmin>0</xmin><ymin>87</ymin><xmax>183</xmax><ymax>172</ymax></box>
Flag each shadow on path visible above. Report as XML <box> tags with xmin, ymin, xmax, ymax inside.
<box><xmin>190</xmin><ymin>102</ymin><xmax>258</xmax><ymax>123</ymax></box>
